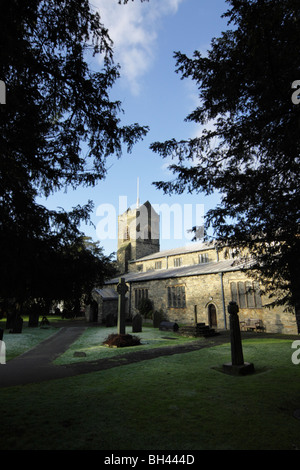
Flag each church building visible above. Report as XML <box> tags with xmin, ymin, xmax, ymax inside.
<box><xmin>88</xmin><ymin>201</ymin><xmax>298</xmax><ymax>335</ymax></box>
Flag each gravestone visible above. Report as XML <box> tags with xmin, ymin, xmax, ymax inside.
<box><xmin>40</xmin><ymin>316</ymin><xmax>50</xmax><ymax>328</ymax></box>
<box><xmin>10</xmin><ymin>316</ymin><xmax>23</xmax><ymax>334</ymax></box>
<box><xmin>194</xmin><ymin>305</ymin><xmax>198</xmax><ymax>325</ymax></box>
<box><xmin>153</xmin><ymin>310</ymin><xmax>164</xmax><ymax>328</ymax></box>
<box><xmin>106</xmin><ymin>313</ymin><xmax>117</xmax><ymax>327</ymax></box>
<box><xmin>223</xmin><ymin>301</ymin><xmax>254</xmax><ymax>375</ymax></box>
<box><xmin>28</xmin><ymin>313</ymin><xmax>39</xmax><ymax>327</ymax></box>
<box><xmin>28</xmin><ymin>303</ymin><xmax>40</xmax><ymax>327</ymax></box>
<box><xmin>6</xmin><ymin>313</ymin><xmax>16</xmax><ymax>330</ymax></box>
<box><xmin>132</xmin><ymin>314</ymin><xmax>142</xmax><ymax>333</ymax></box>
<box><xmin>117</xmin><ymin>277</ymin><xmax>128</xmax><ymax>335</ymax></box>
<box><xmin>159</xmin><ymin>321</ymin><xmax>179</xmax><ymax>332</ymax></box>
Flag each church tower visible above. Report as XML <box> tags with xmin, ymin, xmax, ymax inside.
<box><xmin>117</xmin><ymin>200</ymin><xmax>160</xmax><ymax>274</ymax></box>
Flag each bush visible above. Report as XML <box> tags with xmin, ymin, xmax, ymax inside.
<box><xmin>103</xmin><ymin>334</ymin><xmax>141</xmax><ymax>348</ymax></box>
<box><xmin>153</xmin><ymin>309</ymin><xmax>166</xmax><ymax>328</ymax></box>
<box><xmin>137</xmin><ymin>298</ymin><xmax>153</xmax><ymax>319</ymax></box>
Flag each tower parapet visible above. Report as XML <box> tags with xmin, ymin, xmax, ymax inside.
<box><xmin>117</xmin><ymin>201</ymin><xmax>160</xmax><ymax>273</ymax></box>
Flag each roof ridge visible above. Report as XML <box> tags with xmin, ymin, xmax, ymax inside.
<box><xmin>130</xmin><ymin>241</ymin><xmax>216</xmax><ymax>263</ymax></box>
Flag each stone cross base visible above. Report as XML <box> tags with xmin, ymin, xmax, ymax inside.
<box><xmin>222</xmin><ymin>361</ymin><xmax>255</xmax><ymax>376</ymax></box>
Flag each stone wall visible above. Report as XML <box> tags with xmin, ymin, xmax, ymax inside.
<box><xmin>129</xmin><ymin>247</ymin><xmax>218</xmax><ymax>273</ymax></box>
<box><xmin>128</xmin><ymin>244</ymin><xmax>240</xmax><ymax>273</ymax></box>
<box><xmin>123</xmin><ymin>269</ymin><xmax>297</xmax><ymax>334</ymax></box>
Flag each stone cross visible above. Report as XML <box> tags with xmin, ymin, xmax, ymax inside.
<box><xmin>228</xmin><ymin>301</ymin><xmax>244</xmax><ymax>365</ymax></box>
<box><xmin>223</xmin><ymin>301</ymin><xmax>254</xmax><ymax>375</ymax></box>
<box><xmin>117</xmin><ymin>277</ymin><xmax>128</xmax><ymax>335</ymax></box>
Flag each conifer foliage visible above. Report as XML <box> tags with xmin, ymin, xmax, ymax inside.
<box><xmin>151</xmin><ymin>0</ymin><xmax>300</xmax><ymax>313</ymax></box>
<box><xmin>0</xmin><ymin>0</ymin><xmax>148</xmax><ymax>306</ymax></box>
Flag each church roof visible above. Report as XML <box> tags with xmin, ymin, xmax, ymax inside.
<box><xmin>106</xmin><ymin>258</ymin><xmax>247</xmax><ymax>285</ymax></box>
<box><xmin>129</xmin><ymin>241</ymin><xmax>216</xmax><ymax>263</ymax></box>
<box><xmin>93</xmin><ymin>287</ymin><xmax>119</xmax><ymax>300</ymax></box>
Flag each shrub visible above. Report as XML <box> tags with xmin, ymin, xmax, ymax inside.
<box><xmin>137</xmin><ymin>298</ymin><xmax>153</xmax><ymax>319</ymax></box>
<box><xmin>103</xmin><ymin>334</ymin><xmax>141</xmax><ymax>348</ymax></box>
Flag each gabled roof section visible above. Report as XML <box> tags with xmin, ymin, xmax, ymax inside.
<box><xmin>93</xmin><ymin>287</ymin><xmax>118</xmax><ymax>300</ymax></box>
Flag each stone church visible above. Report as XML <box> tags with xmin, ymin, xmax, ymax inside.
<box><xmin>88</xmin><ymin>201</ymin><xmax>298</xmax><ymax>335</ymax></box>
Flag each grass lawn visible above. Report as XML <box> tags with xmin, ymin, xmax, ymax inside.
<box><xmin>0</xmin><ymin>322</ymin><xmax>60</xmax><ymax>360</ymax></box>
<box><xmin>0</xmin><ymin>323</ymin><xmax>299</xmax><ymax>451</ymax></box>
<box><xmin>53</xmin><ymin>324</ymin><xmax>200</xmax><ymax>364</ymax></box>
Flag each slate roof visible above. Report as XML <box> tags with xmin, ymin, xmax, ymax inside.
<box><xmin>93</xmin><ymin>287</ymin><xmax>118</xmax><ymax>300</ymax></box>
<box><xmin>106</xmin><ymin>258</ymin><xmax>247</xmax><ymax>285</ymax></box>
<box><xmin>129</xmin><ymin>241</ymin><xmax>216</xmax><ymax>263</ymax></box>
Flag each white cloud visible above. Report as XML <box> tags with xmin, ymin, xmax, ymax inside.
<box><xmin>94</xmin><ymin>0</ymin><xmax>185</xmax><ymax>94</ymax></box>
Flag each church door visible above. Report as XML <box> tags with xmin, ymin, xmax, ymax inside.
<box><xmin>208</xmin><ymin>304</ymin><xmax>217</xmax><ymax>328</ymax></box>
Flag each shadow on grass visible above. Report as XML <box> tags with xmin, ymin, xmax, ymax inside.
<box><xmin>211</xmin><ymin>365</ymin><xmax>272</xmax><ymax>375</ymax></box>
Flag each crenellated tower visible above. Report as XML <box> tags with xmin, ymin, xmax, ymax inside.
<box><xmin>117</xmin><ymin>200</ymin><xmax>160</xmax><ymax>273</ymax></box>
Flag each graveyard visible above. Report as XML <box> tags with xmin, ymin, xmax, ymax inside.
<box><xmin>0</xmin><ymin>311</ymin><xmax>300</xmax><ymax>450</ymax></box>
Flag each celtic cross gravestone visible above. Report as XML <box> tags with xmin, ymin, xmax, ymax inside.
<box><xmin>223</xmin><ymin>301</ymin><xmax>254</xmax><ymax>375</ymax></box>
<box><xmin>117</xmin><ymin>277</ymin><xmax>128</xmax><ymax>335</ymax></box>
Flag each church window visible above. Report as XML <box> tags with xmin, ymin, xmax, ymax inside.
<box><xmin>167</xmin><ymin>285</ymin><xmax>186</xmax><ymax>308</ymax></box>
<box><xmin>246</xmin><ymin>281</ymin><xmax>255</xmax><ymax>308</ymax></box>
<box><xmin>155</xmin><ymin>261</ymin><xmax>162</xmax><ymax>269</ymax></box>
<box><xmin>134</xmin><ymin>288</ymin><xmax>148</xmax><ymax>308</ymax></box>
<box><xmin>253</xmin><ymin>282</ymin><xmax>262</xmax><ymax>308</ymax></box>
<box><xmin>230</xmin><ymin>281</ymin><xmax>262</xmax><ymax>308</ymax></box>
<box><xmin>174</xmin><ymin>257</ymin><xmax>182</xmax><ymax>267</ymax></box>
<box><xmin>199</xmin><ymin>253</ymin><xmax>209</xmax><ymax>263</ymax></box>
<box><xmin>230</xmin><ymin>282</ymin><xmax>238</xmax><ymax>304</ymax></box>
<box><xmin>238</xmin><ymin>281</ymin><xmax>247</xmax><ymax>308</ymax></box>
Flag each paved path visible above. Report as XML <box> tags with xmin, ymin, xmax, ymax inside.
<box><xmin>0</xmin><ymin>327</ymin><xmax>88</xmax><ymax>388</ymax></box>
<box><xmin>0</xmin><ymin>326</ymin><xmax>232</xmax><ymax>388</ymax></box>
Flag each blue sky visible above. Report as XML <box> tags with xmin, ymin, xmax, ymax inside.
<box><xmin>40</xmin><ymin>0</ymin><xmax>230</xmax><ymax>257</ymax></box>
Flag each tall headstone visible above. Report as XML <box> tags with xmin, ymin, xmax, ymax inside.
<box><xmin>194</xmin><ymin>305</ymin><xmax>198</xmax><ymax>325</ymax></box>
<box><xmin>223</xmin><ymin>301</ymin><xmax>254</xmax><ymax>375</ymax></box>
<box><xmin>10</xmin><ymin>316</ymin><xmax>23</xmax><ymax>334</ymax></box>
<box><xmin>28</xmin><ymin>303</ymin><xmax>40</xmax><ymax>327</ymax></box>
<box><xmin>106</xmin><ymin>313</ymin><xmax>117</xmax><ymax>327</ymax></box>
<box><xmin>153</xmin><ymin>310</ymin><xmax>164</xmax><ymax>328</ymax></box>
<box><xmin>132</xmin><ymin>313</ymin><xmax>142</xmax><ymax>333</ymax></box>
<box><xmin>117</xmin><ymin>277</ymin><xmax>128</xmax><ymax>335</ymax></box>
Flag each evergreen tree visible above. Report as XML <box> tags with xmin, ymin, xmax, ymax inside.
<box><xmin>0</xmin><ymin>0</ymin><xmax>148</xmax><ymax>306</ymax></box>
<box><xmin>151</xmin><ymin>0</ymin><xmax>300</xmax><ymax>317</ymax></box>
